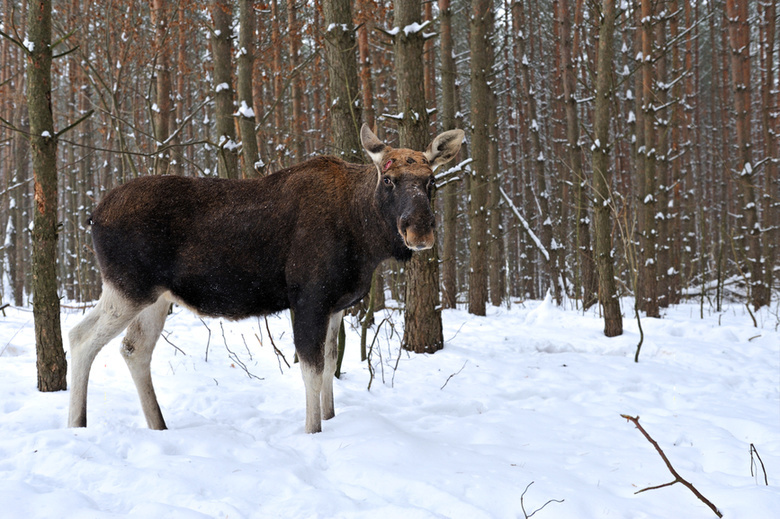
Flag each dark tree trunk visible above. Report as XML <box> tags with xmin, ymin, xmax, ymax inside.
<box><xmin>151</xmin><ymin>0</ymin><xmax>172</xmax><ymax>175</ymax></box>
<box><xmin>238</xmin><ymin>0</ymin><xmax>261</xmax><ymax>177</ymax></box>
<box><xmin>591</xmin><ymin>0</ymin><xmax>622</xmax><ymax>337</ymax></box>
<box><xmin>323</xmin><ymin>0</ymin><xmax>362</xmax><ymax>162</ymax></box>
<box><xmin>212</xmin><ymin>0</ymin><xmax>239</xmax><ymax>179</ymax></box>
<box><xmin>394</xmin><ymin>0</ymin><xmax>443</xmax><ymax>353</ymax></box>
<box><xmin>27</xmin><ymin>0</ymin><xmax>67</xmax><ymax>391</ymax></box>
<box><xmin>438</xmin><ymin>0</ymin><xmax>458</xmax><ymax>309</ymax></box>
<box><xmin>468</xmin><ymin>0</ymin><xmax>493</xmax><ymax>316</ymax></box>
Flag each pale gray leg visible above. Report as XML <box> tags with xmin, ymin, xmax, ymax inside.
<box><xmin>301</xmin><ymin>361</ymin><xmax>324</xmax><ymax>433</ymax></box>
<box><xmin>321</xmin><ymin>310</ymin><xmax>344</xmax><ymax>421</ymax></box>
<box><xmin>120</xmin><ymin>295</ymin><xmax>170</xmax><ymax>430</ymax></box>
<box><xmin>68</xmin><ymin>284</ymin><xmax>142</xmax><ymax>427</ymax></box>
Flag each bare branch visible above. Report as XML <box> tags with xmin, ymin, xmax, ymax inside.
<box><xmin>621</xmin><ymin>415</ymin><xmax>723</xmax><ymax>517</ymax></box>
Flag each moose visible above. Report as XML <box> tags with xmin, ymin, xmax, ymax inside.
<box><xmin>68</xmin><ymin>124</ymin><xmax>465</xmax><ymax>434</ymax></box>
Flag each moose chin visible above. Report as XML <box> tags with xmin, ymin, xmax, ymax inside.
<box><xmin>68</xmin><ymin>124</ymin><xmax>465</xmax><ymax>434</ymax></box>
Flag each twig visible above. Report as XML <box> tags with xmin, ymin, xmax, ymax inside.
<box><xmin>750</xmin><ymin>443</ymin><xmax>769</xmax><ymax>485</ymax></box>
<box><xmin>220</xmin><ymin>321</ymin><xmax>262</xmax><ymax>380</ymax></box>
<box><xmin>520</xmin><ymin>481</ymin><xmax>565</xmax><ymax>518</ymax></box>
<box><xmin>264</xmin><ymin>317</ymin><xmax>291</xmax><ymax>371</ymax></box>
<box><xmin>199</xmin><ymin>318</ymin><xmax>212</xmax><ymax>362</ymax></box>
<box><xmin>160</xmin><ymin>330</ymin><xmax>187</xmax><ymax>356</ymax></box>
<box><xmin>440</xmin><ymin>361</ymin><xmax>468</xmax><ymax>390</ymax></box>
<box><xmin>621</xmin><ymin>415</ymin><xmax>723</xmax><ymax>517</ymax></box>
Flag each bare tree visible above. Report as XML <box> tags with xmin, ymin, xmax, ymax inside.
<box><xmin>394</xmin><ymin>0</ymin><xmax>443</xmax><ymax>353</ymax></box>
<box><xmin>468</xmin><ymin>0</ymin><xmax>493</xmax><ymax>316</ymax></box>
<box><xmin>27</xmin><ymin>0</ymin><xmax>67</xmax><ymax>390</ymax></box>
<box><xmin>591</xmin><ymin>0</ymin><xmax>622</xmax><ymax>337</ymax></box>
<box><xmin>726</xmin><ymin>0</ymin><xmax>768</xmax><ymax>309</ymax></box>
<box><xmin>212</xmin><ymin>0</ymin><xmax>239</xmax><ymax>179</ymax></box>
<box><xmin>238</xmin><ymin>0</ymin><xmax>261</xmax><ymax>177</ymax></box>
<box><xmin>322</xmin><ymin>0</ymin><xmax>362</xmax><ymax>162</ymax></box>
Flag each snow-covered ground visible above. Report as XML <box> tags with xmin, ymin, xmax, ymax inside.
<box><xmin>1</xmin><ymin>296</ymin><xmax>778</xmax><ymax>518</ymax></box>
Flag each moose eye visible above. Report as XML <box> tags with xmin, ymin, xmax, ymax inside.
<box><xmin>427</xmin><ymin>177</ymin><xmax>435</xmax><ymax>190</ymax></box>
<box><xmin>383</xmin><ymin>176</ymin><xmax>394</xmax><ymax>187</ymax></box>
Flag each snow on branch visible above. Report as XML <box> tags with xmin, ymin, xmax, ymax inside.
<box><xmin>500</xmin><ymin>187</ymin><xmax>550</xmax><ymax>262</ymax></box>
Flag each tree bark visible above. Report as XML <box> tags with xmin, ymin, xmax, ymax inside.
<box><xmin>212</xmin><ymin>0</ymin><xmax>239</xmax><ymax>179</ymax></box>
<box><xmin>394</xmin><ymin>0</ymin><xmax>443</xmax><ymax>353</ymax></box>
<box><xmin>468</xmin><ymin>0</ymin><xmax>493</xmax><ymax>316</ymax></box>
<box><xmin>638</xmin><ymin>0</ymin><xmax>660</xmax><ymax>317</ymax></box>
<box><xmin>591</xmin><ymin>0</ymin><xmax>622</xmax><ymax>337</ymax></box>
<box><xmin>560</xmin><ymin>0</ymin><xmax>596</xmax><ymax>310</ymax></box>
<box><xmin>726</xmin><ymin>0</ymin><xmax>767</xmax><ymax>309</ymax></box>
<box><xmin>238</xmin><ymin>0</ymin><xmax>260</xmax><ymax>177</ymax></box>
<box><xmin>438</xmin><ymin>0</ymin><xmax>458</xmax><ymax>309</ymax></box>
<box><xmin>515</xmin><ymin>0</ymin><xmax>562</xmax><ymax>305</ymax></box>
<box><xmin>287</xmin><ymin>0</ymin><xmax>305</xmax><ymax>161</ymax></box>
<box><xmin>27</xmin><ymin>0</ymin><xmax>67</xmax><ymax>391</ymax></box>
<box><xmin>151</xmin><ymin>0</ymin><xmax>172</xmax><ymax>175</ymax></box>
<box><xmin>323</xmin><ymin>0</ymin><xmax>362</xmax><ymax>162</ymax></box>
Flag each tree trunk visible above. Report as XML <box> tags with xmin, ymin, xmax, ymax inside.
<box><xmin>591</xmin><ymin>0</ymin><xmax>622</xmax><ymax>337</ymax></box>
<box><xmin>27</xmin><ymin>0</ymin><xmax>67</xmax><ymax>391</ymax></box>
<box><xmin>516</xmin><ymin>0</ymin><xmax>562</xmax><ymax>305</ymax></box>
<box><xmin>468</xmin><ymin>0</ymin><xmax>493</xmax><ymax>316</ymax></box>
<box><xmin>238</xmin><ymin>0</ymin><xmax>260</xmax><ymax>178</ymax></box>
<box><xmin>638</xmin><ymin>0</ymin><xmax>660</xmax><ymax>317</ymax></box>
<box><xmin>151</xmin><ymin>0</ymin><xmax>172</xmax><ymax>175</ymax></box>
<box><xmin>212</xmin><ymin>0</ymin><xmax>239</xmax><ymax>179</ymax></box>
<box><xmin>560</xmin><ymin>0</ymin><xmax>596</xmax><ymax>310</ymax></box>
<box><xmin>287</xmin><ymin>0</ymin><xmax>305</xmax><ymax>161</ymax></box>
<box><xmin>394</xmin><ymin>0</ymin><xmax>443</xmax><ymax>353</ymax></box>
<box><xmin>439</xmin><ymin>0</ymin><xmax>458</xmax><ymax>309</ymax></box>
<box><xmin>760</xmin><ymin>0</ymin><xmax>778</xmax><ymax>299</ymax></box>
<box><xmin>726</xmin><ymin>0</ymin><xmax>768</xmax><ymax>309</ymax></box>
<box><xmin>323</xmin><ymin>0</ymin><xmax>362</xmax><ymax>162</ymax></box>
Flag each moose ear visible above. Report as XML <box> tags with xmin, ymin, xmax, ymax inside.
<box><xmin>424</xmin><ymin>129</ymin><xmax>465</xmax><ymax>170</ymax></box>
<box><xmin>361</xmin><ymin>124</ymin><xmax>388</xmax><ymax>170</ymax></box>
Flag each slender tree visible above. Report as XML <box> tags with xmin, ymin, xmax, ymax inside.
<box><xmin>212</xmin><ymin>0</ymin><xmax>239</xmax><ymax>179</ymax></box>
<box><xmin>726</xmin><ymin>0</ymin><xmax>768</xmax><ymax>309</ymax></box>
<box><xmin>394</xmin><ymin>0</ymin><xmax>443</xmax><ymax>353</ymax></box>
<box><xmin>591</xmin><ymin>0</ymin><xmax>623</xmax><ymax>337</ymax></box>
<box><xmin>27</xmin><ymin>0</ymin><xmax>68</xmax><ymax>390</ymax></box>
<box><xmin>439</xmin><ymin>0</ymin><xmax>458</xmax><ymax>309</ymax></box>
<box><xmin>560</xmin><ymin>0</ymin><xmax>596</xmax><ymax>309</ymax></box>
<box><xmin>468</xmin><ymin>0</ymin><xmax>493</xmax><ymax>316</ymax></box>
<box><xmin>323</xmin><ymin>0</ymin><xmax>362</xmax><ymax>162</ymax></box>
<box><xmin>237</xmin><ymin>0</ymin><xmax>261</xmax><ymax>177</ymax></box>
<box><xmin>151</xmin><ymin>0</ymin><xmax>172</xmax><ymax>175</ymax></box>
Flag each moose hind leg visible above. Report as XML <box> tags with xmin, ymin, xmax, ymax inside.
<box><xmin>321</xmin><ymin>310</ymin><xmax>344</xmax><ymax>421</ymax></box>
<box><xmin>120</xmin><ymin>295</ymin><xmax>171</xmax><ymax>430</ymax></box>
<box><xmin>68</xmin><ymin>284</ymin><xmax>142</xmax><ymax>427</ymax></box>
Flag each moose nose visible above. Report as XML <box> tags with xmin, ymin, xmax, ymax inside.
<box><xmin>399</xmin><ymin>211</ymin><xmax>435</xmax><ymax>251</ymax></box>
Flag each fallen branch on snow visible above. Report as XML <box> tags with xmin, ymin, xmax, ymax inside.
<box><xmin>621</xmin><ymin>414</ymin><xmax>722</xmax><ymax>517</ymax></box>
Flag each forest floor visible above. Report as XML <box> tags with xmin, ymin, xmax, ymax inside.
<box><xmin>1</xmin><ymin>294</ymin><xmax>778</xmax><ymax>518</ymax></box>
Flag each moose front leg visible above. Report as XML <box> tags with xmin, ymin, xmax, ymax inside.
<box><xmin>292</xmin><ymin>304</ymin><xmax>330</xmax><ymax>433</ymax></box>
<box><xmin>321</xmin><ymin>310</ymin><xmax>344</xmax><ymax>421</ymax></box>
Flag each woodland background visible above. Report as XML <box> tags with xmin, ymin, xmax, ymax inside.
<box><xmin>0</xmin><ymin>0</ymin><xmax>778</xmax><ymax>346</ymax></box>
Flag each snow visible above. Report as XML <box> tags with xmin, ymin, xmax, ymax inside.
<box><xmin>1</xmin><ymin>299</ymin><xmax>779</xmax><ymax>518</ymax></box>
<box><xmin>41</xmin><ymin>131</ymin><xmax>51</xmax><ymax>138</ymax></box>
<box><xmin>22</xmin><ymin>38</ymin><xmax>34</xmax><ymax>52</ymax></box>
<box><xmin>403</xmin><ymin>20</ymin><xmax>431</xmax><ymax>36</ymax></box>
<box><xmin>215</xmin><ymin>82</ymin><xmax>230</xmax><ymax>93</ymax></box>
<box><xmin>236</xmin><ymin>100</ymin><xmax>255</xmax><ymax>119</ymax></box>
